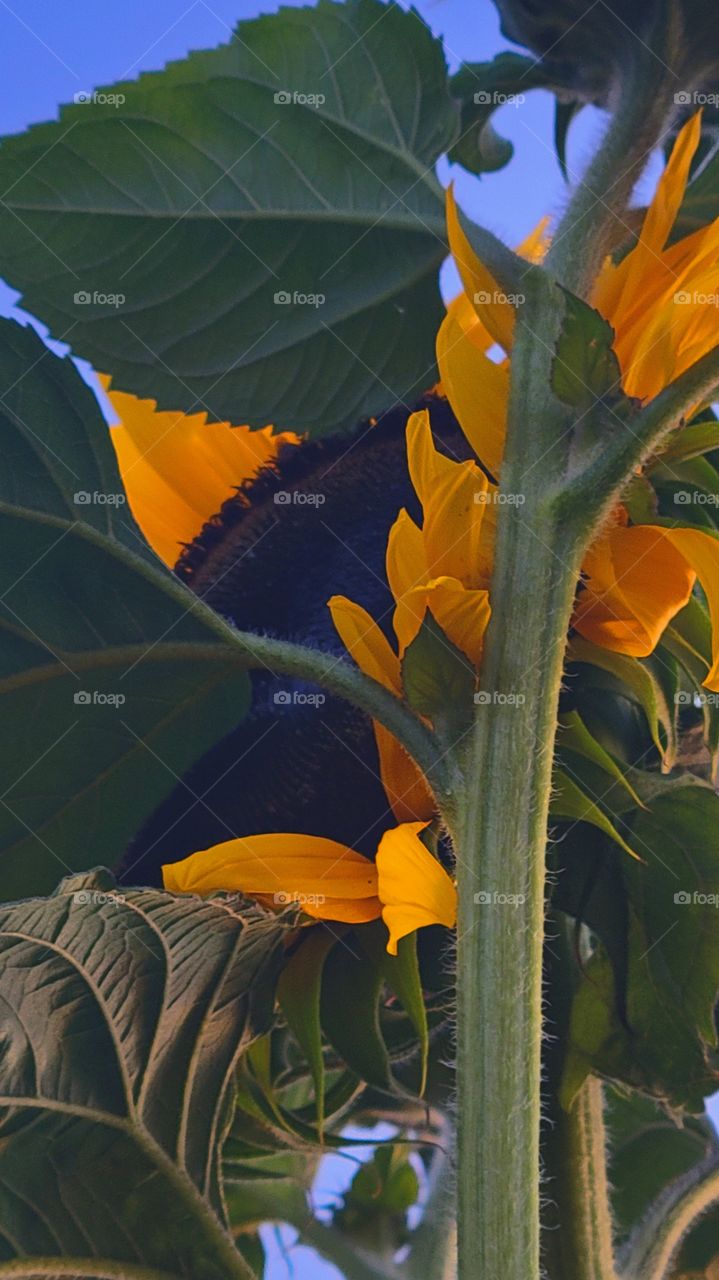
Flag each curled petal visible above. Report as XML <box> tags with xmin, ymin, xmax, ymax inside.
<box><xmin>436</xmin><ymin>309</ymin><xmax>508</xmax><ymax>480</ymax></box>
<box><xmin>573</xmin><ymin>524</ymin><xmax>695</xmax><ymax>656</ymax></box>
<box><xmin>376</xmin><ymin>822</ymin><xmax>457</xmax><ymax>955</ymax></box>
<box><xmin>446</xmin><ymin>186</ymin><xmax>515</xmax><ymax>352</ymax></box>
<box><xmin>328</xmin><ymin>596</ymin><xmax>401</xmax><ymax>694</ymax></box>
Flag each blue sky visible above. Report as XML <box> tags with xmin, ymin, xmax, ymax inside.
<box><xmin>0</xmin><ymin>1</ymin><xmax>706</xmax><ymax>1277</ymax></box>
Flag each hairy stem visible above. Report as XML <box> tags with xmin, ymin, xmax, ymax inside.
<box><xmin>453</xmin><ymin>274</ymin><xmax>586</xmax><ymax>1280</ymax></box>
<box><xmin>544</xmin><ymin>1079</ymin><xmax>618</xmax><ymax>1280</ymax></box>
<box><xmin>620</xmin><ymin>1152</ymin><xmax>719</xmax><ymax>1280</ymax></box>
<box><xmin>546</xmin><ymin>14</ymin><xmax>678</xmax><ymax>295</ymax></box>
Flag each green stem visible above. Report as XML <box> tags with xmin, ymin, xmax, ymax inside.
<box><xmin>620</xmin><ymin>1152</ymin><xmax>719</xmax><ymax>1280</ymax></box>
<box><xmin>453</xmin><ymin>273</ymin><xmax>587</xmax><ymax>1280</ymax></box>
<box><xmin>545</xmin><ymin>16</ymin><xmax>678</xmax><ymax>295</ymax></box>
<box><xmin>544</xmin><ymin>1079</ymin><xmax>618</xmax><ymax>1280</ymax></box>
<box><xmin>562</xmin><ymin>341</ymin><xmax>719</xmax><ymax>515</ymax></box>
<box><xmin>0</xmin><ymin>1264</ymin><xmax>182</xmax><ymax>1280</ymax></box>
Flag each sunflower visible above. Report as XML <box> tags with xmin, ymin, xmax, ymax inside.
<box><xmin>436</xmin><ymin>110</ymin><xmax>719</xmax><ymax>686</ymax></box>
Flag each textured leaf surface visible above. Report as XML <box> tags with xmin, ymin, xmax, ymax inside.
<box><xmin>0</xmin><ymin>318</ymin><xmax>251</xmax><ymax>900</ymax></box>
<box><xmin>0</xmin><ymin>870</ymin><xmax>286</xmax><ymax>1277</ymax></box>
<box><xmin>0</xmin><ymin>0</ymin><xmax>458</xmax><ymax>434</ymax></box>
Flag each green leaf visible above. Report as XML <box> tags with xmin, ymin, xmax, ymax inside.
<box><xmin>562</xmin><ymin>783</ymin><xmax>719</xmax><ymax>1111</ymax></box>
<box><xmin>448</xmin><ymin>53</ymin><xmax>548</xmax><ymax>176</ymax></box>
<box><xmin>658</xmin><ymin>419</ymin><xmax>719</xmax><ymax>464</ymax></box>
<box><xmin>605</xmin><ymin>1089</ymin><xmax>716</xmax><ymax>1242</ymax></box>
<box><xmin>554</xmin><ymin>99</ymin><xmax>582</xmax><ymax>182</ymax></box>
<box><xmin>401</xmin><ymin>614</ymin><xmax>475</xmax><ymax>723</ymax></box>
<box><xmin>568</xmin><ymin>635</ymin><xmax>676</xmax><ymax>765</ymax></box>
<box><xmin>0</xmin><ymin>869</ymin><xmax>286</xmax><ymax>1278</ymax></box>
<box><xmin>277</xmin><ymin>924</ymin><xmax>337</xmax><ymax>1133</ymax></box>
<box><xmin>551</xmin><ymin>287</ymin><xmax>623</xmax><ymax>410</ymax></box>
<box><xmin>0</xmin><ymin>0</ymin><xmax>459</xmax><ymax>436</ymax></box>
<box><xmin>557</xmin><ymin>710</ymin><xmax>644</xmax><ymax>808</ymax></box>
<box><xmin>321</xmin><ymin>931</ymin><xmax>392</xmax><ymax>1092</ymax></box>
<box><xmin>551</xmin><ymin>768</ymin><xmax>639</xmax><ymax>860</ymax></box>
<box><xmin>0</xmin><ymin>319</ymin><xmax>251</xmax><ymax>900</ymax></box>
<box><xmin>360</xmin><ymin>922</ymin><xmax>429</xmax><ymax>1095</ymax></box>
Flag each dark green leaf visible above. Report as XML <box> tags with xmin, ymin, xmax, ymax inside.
<box><xmin>277</xmin><ymin>924</ymin><xmax>338</xmax><ymax>1132</ymax></box>
<box><xmin>360</xmin><ymin>921</ymin><xmax>430</xmax><ymax>1095</ymax></box>
<box><xmin>0</xmin><ymin>318</ymin><xmax>251</xmax><ymax>900</ymax></box>
<box><xmin>448</xmin><ymin>53</ymin><xmax>547</xmax><ymax>176</ymax></box>
<box><xmin>569</xmin><ymin>636</ymin><xmax>675</xmax><ymax>765</ymax></box>
<box><xmin>401</xmin><ymin>614</ymin><xmax>475</xmax><ymax>722</ymax></box>
<box><xmin>605</xmin><ymin>1089</ymin><xmax>716</xmax><ymax>1242</ymax></box>
<box><xmin>0</xmin><ymin>0</ymin><xmax>459</xmax><ymax>435</ymax></box>
<box><xmin>321</xmin><ymin>932</ymin><xmax>393</xmax><ymax>1092</ymax></box>
<box><xmin>0</xmin><ymin>869</ymin><xmax>285</xmax><ymax>1278</ymax></box>
<box><xmin>562</xmin><ymin>783</ymin><xmax>719</xmax><ymax>1111</ymax></box>
<box><xmin>552</xmin><ymin>287</ymin><xmax>623</xmax><ymax>410</ymax></box>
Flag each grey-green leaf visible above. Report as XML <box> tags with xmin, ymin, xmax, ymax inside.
<box><xmin>0</xmin><ymin>870</ymin><xmax>286</xmax><ymax>1278</ymax></box>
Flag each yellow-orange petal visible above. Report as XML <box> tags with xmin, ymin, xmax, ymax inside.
<box><xmin>658</xmin><ymin>526</ymin><xmax>719</xmax><ymax>689</ymax></box>
<box><xmin>376</xmin><ymin>822</ymin><xmax>457</xmax><ymax>955</ymax></box>
<box><xmin>573</xmin><ymin>524</ymin><xmax>696</xmax><ymax>656</ymax></box>
<box><xmin>425</xmin><ymin>576</ymin><xmax>492</xmax><ymax>669</ymax></box>
<box><xmin>374</xmin><ymin>723</ymin><xmax>436</xmax><ymax>824</ymax></box>
<box><xmin>328</xmin><ymin>596</ymin><xmax>401</xmax><ymax>694</ymax></box>
<box><xmin>162</xmin><ymin>832</ymin><xmax>381</xmax><ymax>924</ymax></box>
<box><xmin>446</xmin><ymin>185</ymin><xmax>515</xmax><ymax>352</ymax></box>
<box><xmin>436</xmin><ymin>309</ymin><xmax>509</xmax><ymax>480</ymax></box>
<box><xmin>103</xmin><ymin>376</ymin><xmax>295</xmax><ymax>566</ymax></box>
<box><xmin>405</xmin><ymin>410</ymin><xmax>491</xmax><ymax>589</ymax></box>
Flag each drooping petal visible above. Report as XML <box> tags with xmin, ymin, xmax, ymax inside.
<box><xmin>376</xmin><ymin>822</ymin><xmax>457</xmax><ymax>955</ymax></box>
<box><xmin>405</xmin><ymin>410</ymin><xmax>491</xmax><ymax>589</ymax></box>
<box><xmin>425</xmin><ymin>576</ymin><xmax>492</xmax><ymax>668</ymax></box>
<box><xmin>328</xmin><ymin>596</ymin><xmax>401</xmax><ymax>694</ymax></box>
<box><xmin>658</xmin><ymin>526</ymin><xmax>719</xmax><ymax>689</ymax></box>
<box><xmin>436</xmin><ymin>309</ymin><xmax>509</xmax><ymax>479</ymax></box>
<box><xmin>573</xmin><ymin>524</ymin><xmax>696</xmax><ymax>656</ymax></box>
<box><xmin>446</xmin><ymin>185</ymin><xmax>516</xmax><ymax>352</ymax></box>
<box><xmin>104</xmin><ymin>376</ymin><xmax>295</xmax><ymax>566</ymax></box>
<box><xmin>162</xmin><ymin>832</ymin><xmax>381</xmax><ymax>923</ymax></box>
<box><xmin>374</xmin><ymin>723</ymin><xmax>436</xmax><ymax>824</ymax></box>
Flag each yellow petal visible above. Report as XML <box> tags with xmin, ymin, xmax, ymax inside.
<box><xmin>425</xmin><ymin>576</ymin><xmax>492</xmax><ymax>668</ymax></box>
<box><xmin>162</xmin><ymin>832</ymin><xmax>381</xmax><ymax>924</ymax></box>
<box><xmin>436</xmin><ymin>309</ymin><xmax>509</xmax><ymax>479</ymax></box>
<box><xmin>446</xmin><ymin>185</ymin><xmax>516</xmax><ymax>352</ymax></box>
<box><xmin>405</xmin><ymin>410</ymin><xmax>492</xmax><ymax>588</ymax></box>
<box><xmin>328</xmin><ymin>596</ymin><xmax>401</xmax><ymax>694</ymax></box>
<box><xmin>658</xmin><ymin>527</ymin><xmax>719</xmax><ymax>690</ymax></box>
<box><xmin>374</xmin><ymin>723</ymin><xmax>436</xmax><ymax>824</ymax></box>
<box><xmin>103</xmin><ymin>376</ymin><xmax>295</xmax><ymax>566</ymax></box>
<box><xmin>376</xmin><ymin>822</ymin><xmax>457</xmax><ymax>955</ymax></box>
<box><xmin>573</xmin><ymin>524</ymin><xmax>696</xmax><ymax>655</ymax></box>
